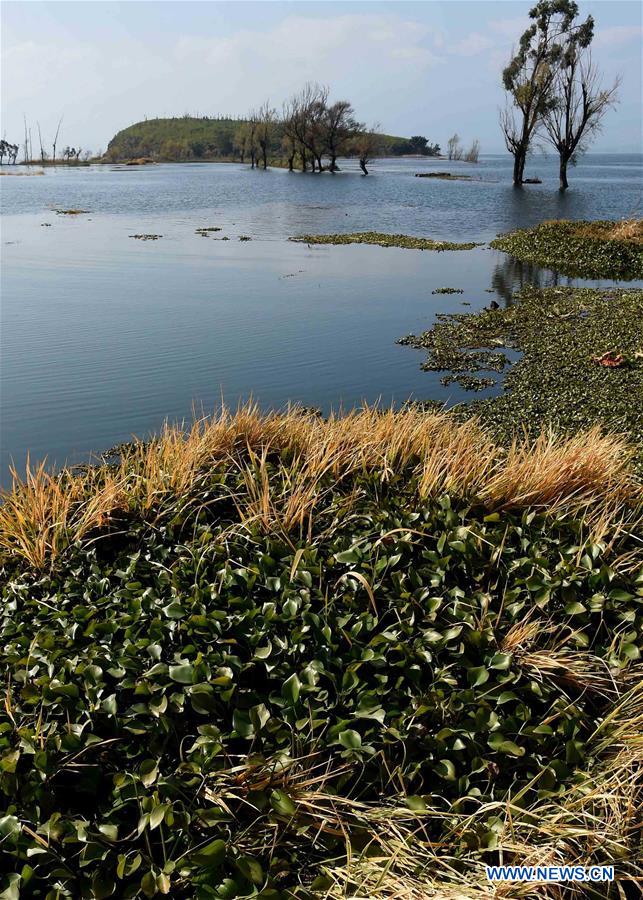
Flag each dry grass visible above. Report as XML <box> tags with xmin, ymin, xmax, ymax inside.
<box><xmin>573</xmin><ymin>218</ymin><xmax>643</xmax><ymax>246</ymax></box>
<box><xmin>195</xmin><ymin>731</ymin><xmax>643</xmax><ymax>899</ymax></box>
<box><xmin>1</xmin><ymin>404</ymin><xmax>640</xmax><ymax>569</ymax></box>
<box><xmin>0</xmin><ymin>458</ymin><xmax>124</xmax><ymax>569</ymax></box>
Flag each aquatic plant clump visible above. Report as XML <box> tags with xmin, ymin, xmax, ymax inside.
<box><xmin>400</xmin><ymin>286</ymin><xmax>643</xmax><ymax>458</ymax></box>
<box><xmin>415</xmin><ymin>172</ymin><xmax>472</xmax><ymax>180</ymax></box>
<box><xmin>290</xmin><ymin>232</ymin><xmax>481</xmax><ymax>251</ymax></box>
<box><xmin>491</xmin><ymin>219</ymin><xmax>643</xmax><ymax>280</ymax></box>
<box><xmin>0</xmin><ymin>405</ymin><xmax>642</xmax><ymax>897</ymax></box>
<box><xmin>432</xmin><ymin>287</ymin><xmax>464</xmax><ymax>294</ymax></box>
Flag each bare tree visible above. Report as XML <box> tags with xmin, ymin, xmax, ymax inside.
<box><xmin>256</xmin><ymin>101</ymin><xmax>277</xmax><ymax>170</ymax></box>
<box><xmin>464</xmin><ymin>139</ymin><xmax>481</xmax><ymax>163</ymax></box>
<box><xmin>447</xmin><ymin>133</ymin><xmax>462</xmax><ymax>160</ymax></box>
<box><xmin>242</xmin><ymin>114</ymin><xmax>260</xmax><ymax>168</ymax></box>
<box><xmin>281</xmin><ymin>99</ymin><xmax>299</xmax><ymax>171</ymax></box>
<box><xmin>544</xmin><ymin>46</ymin><xmax>619</xmax><ymax>189</ymax></box>
<box><xmin>290</xmin><ymin>83</ymin><xmax>329</xmax><ymax>173</ymax></box>
<box><xmin>322</xmin><ymin>100</ymin><xmax>359</xmax><ymax>172</ymax></box>
<box><xmin>37</xmin><ymin>122</ymin><xmax>46</xmax><ymax>164</ymax></box>
<box><xmin>52</xmin><ymin>116</ymin><xmax>63</xmax><ymax>163</ymax></box>
<box><xmin>501</xmin><ymin>1</ymin><xmax>588</xmax><ymax>186</ymax></box>
<box><xmin>353</xmin><ymin>123</ymin><xmax>380</xmax><ymax>175</ymax></box>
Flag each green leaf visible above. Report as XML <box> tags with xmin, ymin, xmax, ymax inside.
<box><xmin>335</xmin><ymin>548</ymin><xmax>360</xmax><ymax>564</ymax></box>
<box><xmin>467</xmin><ymin>666</ymin><xmax>489</xmax><ymax>687</ymax></box>
<box><xmin>169</xmin><ymin>663</ymin><xmax>194</xmax><ymax>684</ymax></box>
<box><xmin>281</xmin><ymin>673</ymin><xmax>301</xmax><ymax>705</ymax></box>
<box><xmin>150</xmin><ymin>804</ymin><xmax>170</xmax><ymax>830</ymax></box>
<box><xmin>139</xmin><ymin>759</ymin><xmax>159</xmax><ymax>787</ymax></box>
<box><xmin>338</xmin><ymin>729</ymin><xmax>362</xmax><ymax>750</ymax></box>
<box><xmin>190</xmin><ymin>838</ymin><xmax>227</xmax><ymax>868</ymax></box>
<box><xmin>0</xmin><ymin>815</ymin><xmax>20</xmax><ymax>838</ymax></box>
<box><xmin>435</xmin><ymin>759</ymin><xmax>457</xmax><ymax>781</ymax></box>
<box><xmin>162</xmin><ymin>601</ymin><xmax>185</xmax><ymax>619</ymax></box>
<box><xmin>621</xmin><ymin>643</ymin><xmax>640</xmax><ymax>660</ymax></box>
<box><xmin>489</xmin><ymin>652</ymin><xmax>512</xmax><ymax>670</ymax></box>
<box><xmin>564</xmin><ymin>601</ymin><xmax>586</xmax><ymax>615</ymax></box>
<box><xmin>270</xmin><ymin>790</ymin><xmax>297</xmax><ymax>816</ymax></box>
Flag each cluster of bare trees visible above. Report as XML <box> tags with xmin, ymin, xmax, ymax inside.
<box><xmin>0</xmin><ymin>140</ymin><xmax>19</xmax><ymax>164</ymax></box>
<box><xmin>234</xmin><ymin>84</ymin><xmax>380</xmax><ymax>175</ymax></box>
<box><xmin>501</xmin><ymin>0</ymin><xmax>619</xmax><ymax>189</ymax></box>
<box><xmin>446</xmin><ymin>134</ymin><xmax>481</xmax><ymax>163</ymax></box>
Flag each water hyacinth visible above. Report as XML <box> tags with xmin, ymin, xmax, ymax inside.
<box><xmin>290</xmin><ymin>231</ymin><xmax>481</xmax><ymax>251</ymax></box>
<box><xmin>491</xmin><ymin>219</ymin><xmax>643</xmax><ymax>280</ymax></box>
<box><xmin>0</xmin><ymin>405</ymin><xmax>642</xmax><ymax>897</ymax></box>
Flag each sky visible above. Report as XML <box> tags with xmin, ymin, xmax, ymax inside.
<box><xmin>1</xmin><ymin>1</ymin><xmax>641</xmax><ymax>155</ymax></box>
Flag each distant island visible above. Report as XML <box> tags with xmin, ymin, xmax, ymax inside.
<box><xmin>105</xmin><ymin>116</ymin><xmax>442</xmax><ymax>165</ymax></box>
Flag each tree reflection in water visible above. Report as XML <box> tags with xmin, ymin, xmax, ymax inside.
<box><xmin>491</xmin><ymin>253</ymin><xmax>577</xmax><ymax>306</ymax></box>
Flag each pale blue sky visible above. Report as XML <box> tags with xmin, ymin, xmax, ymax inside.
<box><xmin>2</xmin><ymin>1</ymin><xmax>641</xmax><ymax>154</ymax></box>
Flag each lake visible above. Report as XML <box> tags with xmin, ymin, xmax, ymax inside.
<box><xmin>1</xmin><ymin>153</ymin><xmax>641</xmax><ymax>484</ymax></box>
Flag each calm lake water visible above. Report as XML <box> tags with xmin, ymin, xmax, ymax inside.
<box><xmin>1</xmin><ymin>153</ymin><xmax>642</xmax><ymax>484</ymax></box>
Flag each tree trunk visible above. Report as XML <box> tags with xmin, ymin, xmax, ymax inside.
<box><xmin>559</xmin><ymin>155</ymin><xmax>569</xmax><ymax>191</ymax></box>
<box><xmin>288</xmin><ymin>154</ymin><xmax>294</xmax><ymax>172</ymax></box>
<box><xmin>316</xmin><ymin>155</ymin><xmax>323</xmax><ymax>172</ymax></box>
<box><xmin>512</xmin><ymin>149</ymin><xmax>526</xmax><ymax>186</ymax></box>
<box><xmin>262</xmin><ymin>148</ymin><xmax>267</xmax><ymax>170</ymax></box>
<box><xmin>360</xmin><ymin>158</ymin><xmax>368</xmax><ymax>175</ymax></box>
<box><xmin>330</xmin><ymin>153</ymin><xmax>337</xmax><ymax>172</ymax></box>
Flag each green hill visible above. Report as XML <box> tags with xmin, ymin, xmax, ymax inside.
<box><xmin>105</xmin><ymin>117</ymin><xmax>439</xmax><ymax>162</ymax></box>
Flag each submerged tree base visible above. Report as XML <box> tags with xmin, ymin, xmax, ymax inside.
<box><xmin>290</xmin><ymin>231</ymin><xmax>481</xmax><ymax>250</ymax></box>
<box><xmin>491</xmin><ymin>219</ymin><xmax>643</xmax><ymax>279</ymax></box>
<box><xmin>399</xmin><ymin>286</ymin><xmax>643</xmax><ymax>458</ymax></box>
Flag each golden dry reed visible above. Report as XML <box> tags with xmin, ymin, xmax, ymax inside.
<box><xmin>1</xmin><ymin>403</ymin><xmax>640</xmax><ymax>569</ymax></box>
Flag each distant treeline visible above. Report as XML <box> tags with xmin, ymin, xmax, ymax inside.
<box><xmin>105</xmin><ymin>91</ymin><xmax>444</xmax><ymax>173</ymax></box>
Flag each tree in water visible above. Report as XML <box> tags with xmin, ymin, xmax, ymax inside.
<box><xmin>289</xmin><ymin>83</ymin><xmax>329</xmax><ymax>172</ymax></box>
<box><xmin>543</xmin><ymin>16</ymin><xmax>619</xmax><ymax>190</ymax></box>
<box><xmin>256</xmin><ymin>101</ymin><xmax>277</xmax><ymax>170</ymax></box>
<box><xmin>322</xmin><ymin>100</ymin><xmax>359</xmax><ymax>172</ymax></box>
<box><xmin>501</xmin><ymin>0</ymin><xmax>585</xmax><ymax>186</ymax></box>
<box><xmin>447</xmin><ymin>133</ymin><xmax>462</xmax><ymax>160</ymax></box>
<box><xmin>353</xmin><ymin>124</ymin><xmax>380</xmax><ymax>175</ymax></box>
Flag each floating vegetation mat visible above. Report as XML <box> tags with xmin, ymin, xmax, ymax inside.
<box><xmin>491</xmin><ymin>219</ymin><xmax>643</xmax><ymax>280</ymax></box>
<box><xmin>432</xmin><ymin>287</ymin><xmax>464</xmax><ymax>294</ymax></box>
<box><xmin>415</xmin><ymin>172</ymin><xmax>472</xmax><ymax>180</ymax></box>
<box><xmin>399</xmin><ymin>286</ymin><xmax>643</xmax><ymax>457</ymax></box>
<box><xmin>1</xmin><ymin>403</ymin><xmax>642</xmax><ymax>896</ymax></box>
<box><xmin>196</xmin><ymin>227</ymin><xmax>222</xmax><ymax>234</ymax></box>
<box><xmin>129</xmin><ymin>233</ymin><xmax>163</xmax><ymax>241</ymax></box>
<box><xmin>290</xmin><ymin>231</ymin><xmax>481</xmax><ymax>251</ymax></box>
<box><xmin>54</xmin><ymin>208</ymin><xmax>90</xmax><ymax>215</ymax></box>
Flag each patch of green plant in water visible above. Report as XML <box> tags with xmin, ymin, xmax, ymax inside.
<box><xmin>238</xmin><ymin>235</ymin><xmax>252</xmax><ymax>241</ymax></box>
<box><xmin>196</xmin><ymin>227</ymin><xmax>222</xmax><ymax>234</ymax></box>
<box><xmin>490</xmin><ymin>219</ymin><xmax>643</xmax><ymax>280</ymax></box>
<box><xmin>415</xmin><ymin>172</ymin><xmax>472</xmax><ymax>180</ymax></box>
<box><xmin>441</xmin><ymin>373</ymin><xmax>497</xmax><ymax>391</ymax></box>
<box><xmin>432</xmin><ymin>287</ymin><xmax>464</xmax><ymax>295</ymax></box>
<box><xmin>54</xmin><ymin>208</ymin><xmax>90</xmax><ymax>215</ymax></box>
<box><xmin>129</xmin><ymin>233</ymin><xmax>163</xmax><ymax>241</ymax></box>
<box><xmin>400</xmin><ymin>286</ymin><xmax>643</xmax><ymax>456</ymax></box>
<box><xmin>290</xmin><ymin>232</ymin><xmax>481</xmax><ymax>251</ymax></box>
<box><xmin>1</xmin><ymin>459</ymin><xmax>641</xmax><ymax>896</ymax></box>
